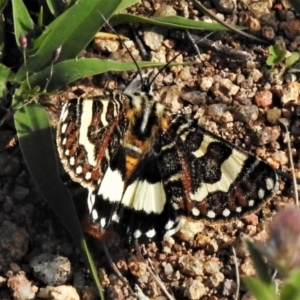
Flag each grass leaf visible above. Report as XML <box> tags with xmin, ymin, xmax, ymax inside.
<box><xmin>11</xmin><ymin>0</ymin><xmax>35</xmax><ymax>47</ymax></box>
<box><xmin>111</xmin><ymin>14</ymin><xmax>229</xmax><ymax>30</ymax></box>
<box><xmin>24</xmin><ymin>58</ymin><xmax>187</xmax><ymax>93</ymax></box>
<box><xmin>243</xmin><ymin>277</ymin><xmax>277</xmax><ymax>300</ymax></box>
<box><xmin>15</xmin><ymin>0</ymin><xmax>122</xmax><ymax>82</ymax></box>
<box><xmin>13</xmin><ymin>99</ymin><xmax>105</xmax><ymax>299</ymax></box>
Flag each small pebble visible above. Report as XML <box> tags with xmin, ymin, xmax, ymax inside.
<box><xmin>233</xmin><ymin>104</ymin><xmax>259</xmax><ymax>122</ymax></box>
<box><xmin>30</xmin><ymin>254</ymin><xmax>71</xmax><ymax>286</ymax></box>
<box><xmin>181</xmin><ymin>91</ymin><xmax>207</xmax><ymax>105</ymax></box>
<box><xmin>179</xmin><ymin>255</ymin><xmax>203</xmax><ymax>276</ymax></box>
<box><xmin>219</xmin><ymin>78</ymin><xmax>239</xmax><ymax>96</ymax></box>
<box><xmin>254</xmin><ymin>90</ymin><xmax>273</xmax><ymax>107</ymax></box>
<box><xmin>281</xmin><ymin>82</ymin><xmax>300</xmax><ymax>105</ymax></box>
<box><xmin>253</xmin><ymin>126</ymin><xmax>280</xmax><ymax>145</ymax></box>
<box><xmin>7</xmin><ymin>271</ymin><xmax>37</xmax><ymax>300</ymax></box>
<box><xmin>199</xmin><ymin>77</ymin><xmax>214</xmax><ymax>91</ymax></box>
<box><xmin>128</xmin><ymin>260</ymin><xmax>147</xmax><ymax>277</ymax></box>
<box><xmin>37</xmin><ymin>286</ymin><xmax>80</xmax><ymax>300</ymax></box>
<box><xmin>261</xmin><ymin>25</ymin><xmax>275</xmax><ymax>40</ymax></box>
<box><xmin>222</xmin><ymin>279</ymin><xmax>237</xmax><ymax>296</ymax></box>
<box><xmin>267</xmin><ymin>108</ymin><xmax>281</xmax><ymax>124</ymax></box>
<box><xmin>209</xmin><ymin>272</ymin><xmax>225</xmax><ymax>287</ymax></box>
<box><xmin>203</xmin><ymin>261</ymin><xmax>221</xmax><ymax>275</ymax></box>
<box><xmin>143</xmin><ymin>27</ymin><xmax>167</xmax><ymax>51</ymax></box>
<box><xmin>184</xmin><ymin>279</ymin><xmax>206</xmax><ymax>300</ymax></box>
<box><xmin>212</xmin><ymin>0</ymin><xmax>236</xmax><ymax>13</ymax></box>
<box><xmin>164</xmin><ymin>263</ymin><xmax>173</xmax><ymax>275</ymax></box>
<box><xmin>177</xmin><ymin>221</ymin><xmax>204</xmax><ymax>242</ymax></box>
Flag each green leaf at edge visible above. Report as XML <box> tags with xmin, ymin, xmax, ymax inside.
<box><xmin>243</xmin><ymin>277</ymin><xmax>277</xmax><ymax>300</ymax></box>
<box><xmin>13</xmin><ymin>102</ymin><xmax>104</xmax><ymax>299</ymax></box>
<box><xmin>245</xmin><ymin>240</ymin><xmax>273</xmax><ymax>283</ymax></box>
<box><xmin>11</xmin><ymin>0</ymin><xmax>35</xmax><ymax>47</ymax></box>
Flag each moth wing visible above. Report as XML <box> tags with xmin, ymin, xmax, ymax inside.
<box><xmin>159</xmin><ymin>115</ymin><xmax>278</xmax><ymax>222</ymax></box>
<box><xmin>56</xmin><ymin>95</ymin><xmax>127</xmax><ymax>190</ymax></box>
<box><xmin>91</xmin><ymin>151</ymin><xmax>183</xmax><ymax>243</ymax></box>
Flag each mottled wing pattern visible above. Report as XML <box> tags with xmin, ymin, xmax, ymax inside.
<box><xmin>92</xmin><ymin>150</ymin><xmax>183</xmax><ymax>244</ymax></box>
<box><xmin>56</xmin><ymin>93</ymin><xmax>127</xmax><ymax>190</ymax></box>
<box><xmin>159</xmin><ymin>114</ymin><xmax>278</xmax><ymax>222</ymax></box>
<box><xmin>57</xmin><ymin>90</ymin><xmax>278</xmax><ymax>245</ymax></box>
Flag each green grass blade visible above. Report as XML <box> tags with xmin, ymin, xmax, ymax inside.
<box><xmin>111</xmin><ymin>14</ymin><xmax>229</xmax><ymax>30</ymax></box>
<box><xmin>243</xmin><ymin>277</ymin><xmax>277</xmax><ymax>300</ymax></box>
<box><xmin>15</xmin><ymin>0</ymin><xmax>122</xmax><ymax>82</ymax></box>
<box><xmin>115</xmin><ymin>0</ymin><xmax>140</xmax><ymax>14</ymax></box>
<box><xmin>191</xmin><ymin>0</ymin><xmax>266</xmax><ymax>43</ymax></box>
<box><xmin>81</xmin><ymin>239</ymin><xmax>105</xmax><ymax>300</ymax></box>
<box><xmin>24</xmin><ymin>58</ymin><xmax>186</xmax><ymax>93</ymax></box>
<box><xmin>245</xmin><ymin>240</ymin><xmax>272</xmax><ymax>283</ymax></box>
<box><xmin>0</xmin><ymin>0</ymin><xmax>9</xmax><ymax>13</ymax></box>
<box><xmin>0</xmin><ymin>64</ymin><xmax>13</xmax><ymax>96</ymax></box>
<box><xmin>11</xmin><ymin>0</ymin><xmax>35</xmax><ymax>47</ymax></box>
<box><xmin>46</xmin><ymin>0</ymin><xmax>68</xmax><ymax>16</ymax></box>
<box><xmin>13</xmin><ymin>100</ymin><xmax>104</xmax><ymax>299</ymax></box>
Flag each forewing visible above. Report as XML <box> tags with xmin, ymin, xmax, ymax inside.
<box><xmin>159</xmin><ymin>115</ymin><xmax>278</xmax><ymax>222</ymax></box>
<box><xmin>56</xmin><ymin>94</ymin><xmax>127</xmax><ymax>190</ymax></box>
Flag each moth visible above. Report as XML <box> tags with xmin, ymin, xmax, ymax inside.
<box><xmin>56</xmin><ymin>68</ymin><xmax>278</xmax><ymax>244</ymax></box>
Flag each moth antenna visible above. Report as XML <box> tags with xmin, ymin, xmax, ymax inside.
<box><xmin>98</xmin><ymin>13</ymin><xmax>148</xmax><ymax>92</ymax></box>
<box><xmin>148</xmin><ymin>31</ymin><xmax>214</xmax><ymax>88</ymax></box>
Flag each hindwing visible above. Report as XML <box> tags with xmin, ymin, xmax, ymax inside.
<box><xmin>91</xmin><ymin>150</ymin><xmax>183</xmax><ymax>244</ymax></box>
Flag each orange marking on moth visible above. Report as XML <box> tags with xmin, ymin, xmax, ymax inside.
<box><xmin>65</xmin><ymin>131</ymin><xmax>78</xmax><ymax>149</ymax></box>
<box><xmin>196</xmin><ymin>201</ymin><xmax>208</xmax><ymax>215</ymax></box>
<box><xmin>234</xmin><ymin>187</ymin><xmax>248</xmax><ymax>207</ymax></box>
<box><xmin>82</xmin><ymin>217</ymin><xmax>116</xmax><ymax>241</ymax></box>
<box><xmin>76</xmin><ymin>151</ymin><xmax>86</xmax><ymax>164</ymax></box>
<box><xmin>69</xmin><ymin>144</ymin><xmax>77</xmax><ymax>157</ymax></box>
<box><xmin>93</xmin><ymin>113</ymin><xmax>123</xmax><ymax>171</ymax></box>
<box><xmin>65</xmin><ymin>122</ymin><xmax>77</xmax><ymax>135</ymax></box>
<box><xmin>176</xmin><ymin>145</ymin><xmax>193</xmax><ymax>203</ymax></box>
<box><xmin>125</xmin><ymin>155</ymin><xmax>139</xmax><ymax>179</ymax></box>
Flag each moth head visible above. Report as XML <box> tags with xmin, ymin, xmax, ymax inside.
<box><xmin>124</xmin><ymin>93</ymin><xmax>170</xmax><ymax>140</ymax></box>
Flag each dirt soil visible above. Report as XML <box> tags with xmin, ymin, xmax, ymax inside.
<box><xmin>1</xmin><ymin>0</ymin><xmax>300</xmax><ymax>299</ymax></box>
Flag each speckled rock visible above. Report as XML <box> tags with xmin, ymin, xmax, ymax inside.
<box><xmin>30</xmin><ymin>254</ymin><xmax>71</xmax><ymax>286</ymax></box>
<box><xmin>181</xmin><ymin>91</ymin><xmax>207</xmax><ymax>105</ymax></box>
<box><xmin>233</xmin><ymin>104</ymin><xmax>259</xmax><ymax>122</ymax></box>
<box><xmin>212</xmin><ymin>0</ymin><xmax>236</xmax><ymax>13</ymax></box>
<box><xmin>253</xmin><ymin>126</ymin><xmax>281</xmax><ymax>145</ymax></box>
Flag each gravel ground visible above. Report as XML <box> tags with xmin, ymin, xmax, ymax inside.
<box><xmin>1</xmin><ymin>0</ymin><xmax>300</xmax><ymax>299</ymax></box>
